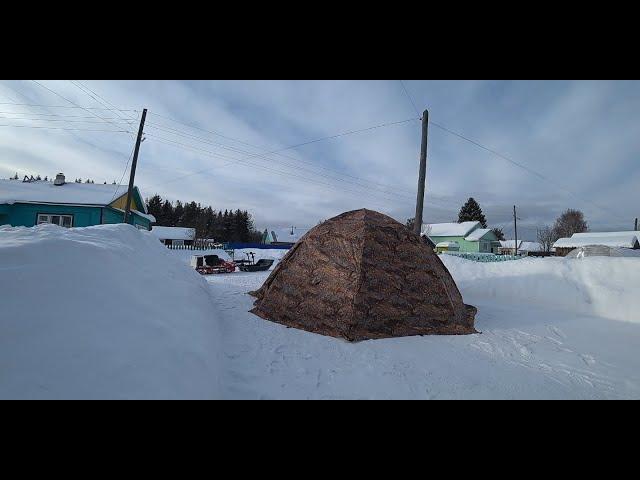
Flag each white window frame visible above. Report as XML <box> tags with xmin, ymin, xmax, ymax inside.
<box><xmin>37</xmin><ymin>214</ymin><xmax>73</xmax><ymax>228</ymax></box>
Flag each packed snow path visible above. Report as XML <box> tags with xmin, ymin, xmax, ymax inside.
<box><xmin>206</xmin><ymin>258</ymin><xmax>640</xmax><ymax>399</ymax></box>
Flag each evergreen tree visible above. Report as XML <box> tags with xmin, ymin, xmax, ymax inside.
<box><xmin>146</xmin><ymin>195</ymin><xmax>163</xmax><ymax>225</ymax></box>
<box><xmin>173</xmin><ymin>201</ymin><xmax>184</xmax><ymax>226</ymax></box>
<box><xmin>159</xmin><ymin>200</ymin><xmax>173</xmax><ymax>226</ymax></box>
<box><xmin>458</xmin><ymin>197</ymin><xmax>487</xmax><ymax>228</ymax></box>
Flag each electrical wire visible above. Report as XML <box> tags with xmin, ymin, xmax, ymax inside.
<box><xmin>428</xmin><ymin>120</ymin><xmax>627</xmax><ymax>221</ymax></box>
<box><xmin>144</xmin><ymin>122</ymin><xmax>416</xmax><ymax>202</ymax></box>
<box><xmin>399</xmin><ymin>80</ymin><xmax>422</xmax><ymax>119</ymax></box>
<box><xmin>145</xmin><ymin>133</ymin><xmax>404</xmax><ymax>208</ymax></box>
<box><xmin>144</xmin><ymin>118</ymin><xmax>417</xmax><ymax>197</ymax></box>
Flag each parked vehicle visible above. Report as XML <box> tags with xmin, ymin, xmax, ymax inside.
<box><xmin>238</xmin><ymin>252</ymin><xmax>274</xmax><ymax>272</ymax></box>
<box><xmin>190</xmin><ymin>255</ymin><xmax>236</xmax><ymax>274</ymax></box>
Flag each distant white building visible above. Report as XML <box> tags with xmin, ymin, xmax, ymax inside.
<box><xmin>151</xmin><ymin>226</ymin><xmax>196</xmax><ymax>246</ymax></box>
<box><xmin>262</xmin><ymin>227</ymin><xmax>308</xmax><ymax>245</ymax></box>
<box><xmin>553</xmin><ymin>231</ymin><xmax>640</xmax><ymax>257</ymax></box>
<box><xmin>498</xmin><ymin>240</ymin><xmax>543</xmax><ymax>256</ymax></box>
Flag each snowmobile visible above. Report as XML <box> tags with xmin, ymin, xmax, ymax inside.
<box><xmin>190</xmin><ymin>254</ymin><xmax>236</xmax><ymax>275</ymax></box>
<box><xmin>238</xmin><ymin>252</ymin><xmax>274</xmax><ymax>272</ymax></box>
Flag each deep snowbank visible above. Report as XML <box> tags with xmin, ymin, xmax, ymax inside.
<box><xmin>0</xmin><ymin>224</ymin><xmax>222</xmax><ymax>399</ymax></box>
<box><xmin>441</xmin><ymin>255</ymin><xmax>640</xmax><ymax>324</ymax></box>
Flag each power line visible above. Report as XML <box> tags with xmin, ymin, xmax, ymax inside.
<box><xmin>65</xmin><ymin>81</ymin><xmax>142</xmax><ymax>202</ymax></box>
<box><xmin>0</xmin><ymin>124</ymin><xmax>131</xmax><ymax>132</ymax></box>
<box><xmin>429</xmin><ymin>120</ymin><xmax>627</xmax><ymax>221</ymax></box>
<box><xmin>144</xmin><ymin>122</ymin><xmax>416</xmax><ymax>201</ymax></box>
<box><xmin>146</xmin><ymin>112</ymin><xmax>418</xmax><ymax>196</ymax></box>
<box><xmin>0</xmin><ymin>101</ymin><xmax>138</xmax><ymax>112</ymax></box>
<box><xmin>145</xmin><ymin>133</ymin><xmax>404</xmax><ymax>207</ymax></box>
<box><xmin>70</xmin><ymin>81</ymin><xmax>137</xmax><ymax>123</ymax></box>
<box><xmin>109</xmin><ymin>142</ymin><xmax>138</xmax><ymax>204</ymax></box>
<box><xmin>399</xmin><ymin>80</ymin><xmax>422</xmax><ymax>119</ymax></box>
<box><xmin>0</xmin><ymin>110</ymin><xmax>136</xmax><ymax>120</ymax></box>
<box><xmin>0</xmin><ymin>115</ymin><xmax>136</xmax><ymax>125</ymax></box>
<box><xmin>151</xmin><ymin>116</ymin><xmax>419</xmax><ymax>186</ymax></box>
<box><xmin>30</xmin><ymin>80</ymin><xmax>135</xmax><ymax>133</ymax></box>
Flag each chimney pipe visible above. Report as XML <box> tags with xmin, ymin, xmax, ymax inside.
<box><xmin>54</xmin><ymin>173</ymin><xmax>66</xmax><ymax>186</ymax></box>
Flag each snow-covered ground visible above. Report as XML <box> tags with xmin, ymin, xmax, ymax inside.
<box><xmin>2</xmin><ymin>225</ymin><xmax>640</xmax><ymax>399</ymax></box>
<box><xmin>0</xmin><ymin>224</ymin><xmax>223</xmax><ymax>399</ymax></box>
<box><xmin>202</xmin><ymin>253</ymin><xmax>640</xmax><ymax>399</ymax></box>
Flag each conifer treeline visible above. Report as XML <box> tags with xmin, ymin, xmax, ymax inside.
<box><xmin>146</xmin><ymin>194</ymin><xmax>263</xmax><ymax>243</ymax></box>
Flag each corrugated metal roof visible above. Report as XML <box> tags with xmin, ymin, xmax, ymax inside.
<box><xmin>465</xmin><ymin>228</ymin><xmax>493</xmax><ymax>241</ymax></box>
<box><xmin>422</xmin><ymin>221</ymin><xmax>480</xmax><ymax>237</ymax></box>
<box><xmin>554</xmin><ymin>235</ymin><xmax>639</xmax><ymax>249</ymax></box>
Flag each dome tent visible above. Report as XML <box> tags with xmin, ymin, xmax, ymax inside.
<box><xmin>250</xmin><ymin>209</ymin><xmax>477</xmax><ymax>341</ymax></box>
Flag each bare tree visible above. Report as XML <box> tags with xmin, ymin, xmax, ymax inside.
<box><xmin>491</xmin><ymin>227</ymin><xmax>505</xmax><ymax>241</ymax></box>
<box><xmin>537</xmin><ymin>225</ymin><xmax>555</xmax><ymax>253</ymax></box>
<box><xmin>552</xmin><ymin>209</ymin><xmax>588</xmax><ymax>239</ymax></box>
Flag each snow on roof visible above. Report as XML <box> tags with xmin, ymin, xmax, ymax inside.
<box><xmin>422</xmin><ymin>221</ymin><xmax>480</xmax><ymax>237</ymax></box>
<box><xmin>554</xmin><ymin>235</ymin><xmax>640</xmax><ymax>249</ymax></box>
<box><xmin>573</xmin><ymin>231</ymin><xmax>640</xmax><ymax>242</ymax></box>
<box><xmin>464</xmin><ymin>228</ymin><xmax>493</xmax><ymax>241</ymax></box>
<box><xmin>270</xmin><ymin>227</ymin><xmax>309</xmax><ymax>243</ymax></box>
<box><xmin>500</xmin><ymin>240</ymin><xmax>521</xmax><ymax>249</ymax></box>
<box><xmin>151</xmin><ymin>226</ymin><xmax>195</xmax><ymax>241</ymax></box>
<box><xmin>0</xmin><ymin>179</ymin><xmax>148</xmax><ymax>213</ymax></box>
<box><xmin>500</xmin><ymin>240</ymin><xmax>542</xmax><ymax>251</ymax></box>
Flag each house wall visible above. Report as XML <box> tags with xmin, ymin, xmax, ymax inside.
<box><xmin>0</xmin><ymin>204</ymin><xmax>9</xmax><ymax>226</ymax></box>
<box><xmin>0</xmin><ymin>203</ymin><xmax>151</xmax><ymax>230</ymax></box>
<box><xmin>429</xmin><ymin>236</ymin><xmax>480</xmax><ymax>253</ymax></box>
<box><xmin>555</xmin><ymin>247</ymin><xmax>574</xmax><ymax>257</ymax></box>
<box><xmin>110</xmin><ymin>191</ymin><xmax>145</xmax><ymax>212</ymax></box>
<box><xmin>101</xmin><ymin>207</ymin><xmax>151</xmax><ymax>231</ymax></box>
<box><xmin>2</xmin><ymin>203</ymin><xmax>103</xmax><ymax>227</ymax></box>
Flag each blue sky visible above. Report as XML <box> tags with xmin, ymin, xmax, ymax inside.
<box><xmin>1</xmin><ymin>80</ymin><xmax>638</xmax><ymax>240</ymax></box>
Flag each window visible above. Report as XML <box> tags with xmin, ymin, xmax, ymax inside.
<box><xmin>37</xmin><ymin>214</ymin><xmax>73</xmax><ymax>228</ymax></box>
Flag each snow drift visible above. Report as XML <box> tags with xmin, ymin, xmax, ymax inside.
<box><xmin>441</xmin><ymin>255</ymin><xmax>640</xmax><ymax>324</ymax></box>
<box><xmin>0</xmin><ymin>224</ymin><xmax>222</xmax><ymax>399</ymax></box>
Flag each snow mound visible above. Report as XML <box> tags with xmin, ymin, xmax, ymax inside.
<box><xmin>0</xmin><ymin>224</ymin><xmax>222</xmax><ymax>399</ymax></box>
<box><xmin>441</xmin><ymin>255</ymin><xmax>640</xmax><ymax>324</ymax></box>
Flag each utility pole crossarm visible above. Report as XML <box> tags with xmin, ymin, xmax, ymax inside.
<box><xmin>413</xmin><ymin>109</ymin><xmax>429</xmax><ymax>236</ymax></box>
<box><xmin>123</xmin><ymin>108</ymin><xmax>147</xmax><ymax>225</ymax></box>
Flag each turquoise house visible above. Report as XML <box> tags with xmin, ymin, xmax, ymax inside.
<box><xmin>422</xmin><ymin>221</ymin><xmax>500</xmax><ymax>253</ymax></box>
<box><xmin>0</xmin><ymin>175</ymin><xmax>155</xmax><ymax>230</ymax></box>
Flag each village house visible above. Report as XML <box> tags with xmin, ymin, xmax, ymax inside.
<box><xmin>553</xmin><ymin>231</ymin><xmax>640</xmax><ymax>257</ymax></box>
<box><xmin>0</xmin><ymin>174</ymin><xmax>155</xmax><ymax>230</ymax></box>
<box><xmin>498</xmin><ymin>240</ymin><xmax>543</xmax><ymax>256</ymax></box>
<box><xmin>262</xmin><ymin>227</ymin><xmax>308</xmax><ymax>246</ymax></box>
<box><xmin>421</xmin><ymin>221</ymin><xmax>500</xmax><ymax>253</ymax></box>
<box><xmin>150</xmin><ymin>226</ymin><xmax>196</xmax><ymax>246</ymax></box>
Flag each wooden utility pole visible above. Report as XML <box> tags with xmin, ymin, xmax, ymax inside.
<box><xmin>513</xmin><ymin>205</ymin><xmax>518</xmax><ymax>256</ymax></box>
<box><xmin>413</xmin><ymin>109</ymin><xmax>429</xmax><ymax>236</ymax></box>
<box><xmin>635</xmin><ymin>218</ymin><xmax>638</xmax><ymax>231</ymax></box>
<box><xmin>123</xmin><ymin>108</ymin><xmax>147</xmax><ymax>224</ymax></box>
